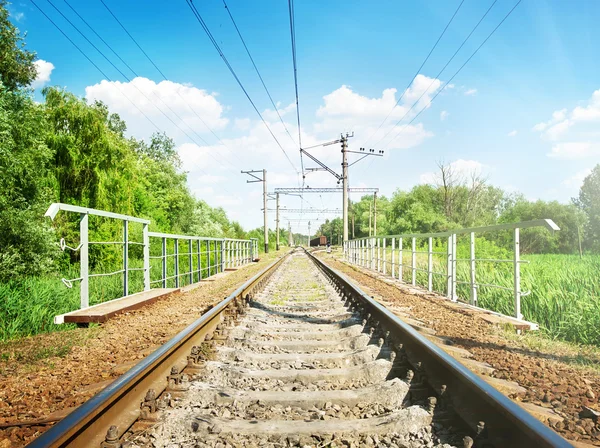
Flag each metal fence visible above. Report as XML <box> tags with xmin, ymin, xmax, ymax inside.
<box><xmin>343</xmin><ymin>219</ymin><xmax>560</xmax><ymax>320</ymax></box>
<box><xmin>45</xmin><ymin>203</ymin><xmax>256</xmax><ymax>311</ymax></box>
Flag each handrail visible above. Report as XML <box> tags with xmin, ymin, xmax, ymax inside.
<box><xmin>45</xmin><ymin>203</ymin><xmax>150</xmax><ymax>224</ymax></box>
<box><xmin>44</xmin><ymin>203</ymin><xmax>258</xmax><ymax>316</ymax></box>
<box><xmin>351</xmin><ymin>219</ymin><xmax>560</xmax><ymax>241</ymax></box>
<box><xmin>344</xmin><ymin>219</ymin><xmax>560</xmax><ymax>322</ymax></box>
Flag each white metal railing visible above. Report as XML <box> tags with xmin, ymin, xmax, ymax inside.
<box><xmin>45</xmin><ymin>203</ymin><xmax>256</xmax><ymax>311</ymax></box>
<box><xmin>343</xmin><ymin>219</ymin><xmax>560</xmax><ymax>320</ymax></box>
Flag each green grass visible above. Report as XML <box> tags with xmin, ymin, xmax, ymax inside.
<box><xmin>368</xmin><ymin>243</ymin><xmax>600</xmax><ymax>346</ymax></box>
<box><xmin>0</xmin><ymin>239</ymin><xmax>230</xmax><ymax>341</ymax></box>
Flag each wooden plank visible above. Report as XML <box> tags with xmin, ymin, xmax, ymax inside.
<box><xmin>58</xmin><ymin>288</ymin><xmax>180</xmax><ymax>324</ymax></box>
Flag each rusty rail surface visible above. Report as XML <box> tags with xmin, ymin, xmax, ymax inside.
<box><xmin>27</xmin><ymin>252</ymin><xmax>290</xmax><ymax>448</ymax></box>
<box><xmin>306</xmin><ymin>249</ymin><xmax>570</xmax><ymax>448</ymax></box>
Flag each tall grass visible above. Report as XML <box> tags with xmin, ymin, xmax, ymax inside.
<box><xmin>373</xmin><ymin>240</ymin><xmax>600</xmax><ymax>346</ymax></box>
<box><xmin>0</xmin><ymin>239</ymin><xmax>228</xmax><ymax>341</ymax></box>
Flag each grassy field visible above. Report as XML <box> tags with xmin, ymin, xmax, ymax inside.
<box><xmin>369</xmin><ymin>245</ymin><xmax>600</xmax><ymax>346</ymax></box>
<box><xmin>0</xmin><ymin>240</ymin><xmax>227</xmax><ymax>341</ymax></box>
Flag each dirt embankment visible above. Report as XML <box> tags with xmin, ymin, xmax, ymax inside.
<box><xmin>0</xmin><ymin>252</ymin><xmax>283</xmax><ymax>447</ymax></box>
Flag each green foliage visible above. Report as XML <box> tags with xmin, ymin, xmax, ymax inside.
<box><xmin>577</xmin><ymin>165</ymin><xmax>600</xmax><ymax>251</ymax></box>
<box><xmin>0</xmin><ymin>86</ymin><xmax>58</xmax><ymax>281</ymax></box>
<box><xmin>0</xmin><ymin>1</ymin><xmax>36</xmax><ymax>90</ymax></box>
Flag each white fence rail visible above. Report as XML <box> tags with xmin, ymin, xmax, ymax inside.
<box><xmin>343</xmin><ymin>219</ymin><xmax>560</xmax><ymax>320</ymax></box>
<box><xmin>45</xmin><ymin>203</ymin><xmax>256</xmax><ymax>311</ymax></box>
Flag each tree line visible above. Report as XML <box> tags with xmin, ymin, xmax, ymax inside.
<box><xmin>0</xmin><ymin>3</ymin><xmax>281</xmax><ymax>282</ymax></box>
<box><xmin>317</xmin><ymin>161</ymin><xmax>600</xmax><ymax>255</ymax></box>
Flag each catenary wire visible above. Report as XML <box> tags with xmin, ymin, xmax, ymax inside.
<box><xmin>186</xmin><ymin>0</ymin><xmax>300</xmax><ymax>175</ymax></box>
<box><xmin>362</xmin><ymin>0</ymin><xmax>466</xmax><ymax>148</ymax></box>
<box><xmin>383</xmin><ymin>0</ymin><xmax>522</xmax><ymax>149</ymax></box>
<box><xmin>98</xmin><ymin>0</ymin><xmax>232</xmax><ymax>153</ymax></box>
<box><xmin>48</xmin><ymin>0</ymin><xmax>243</xmax><ymax>174</ymax></box>
<box><xmin>32</xmin><ymin>0</ymin><xmax>239</xmax><ymax>197</ymax></box>
<box><xmin>375</xmin><ymin>0</ymin><xmax>498</xmax><ymax>148</ymax></box>
<box><xmin>221</xmin><ymin>0</ymin><xmax>298</xmax><ymax>149</ymax></box>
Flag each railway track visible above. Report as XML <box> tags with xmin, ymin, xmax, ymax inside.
<box><xmin>27</xmin><ymin>249</ymin><xmax>570</xmax><ymax>448</ymax></box>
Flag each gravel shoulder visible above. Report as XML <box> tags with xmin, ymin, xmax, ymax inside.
<box><xmin>316</xmin><ymin>250</ymin><xmax>600</xmax><ymax>447</ymax></box>
<box><xmin>0</xmin><ymin>251</ymin><xmax>283</xmax><ymax>447</ymax></box>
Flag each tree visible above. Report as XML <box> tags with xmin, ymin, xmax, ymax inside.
<box><xmin>498</xmin><ymin>196</ymin><xmax>584</xmax><ymax>253</ymax></box>
<box><xmin>0</xmin><ymin>86</ymin><xmax>57</xmax><ymax>280</ymax></box>
<box><xmin>0</xmin><ymin>1</ymin><xmax>37</xmax><ymax>90</ymax></box>
<box><xmin>577</xmin><ymin>165</ymin><xmax>600</xmax><ymax>251</ymax></box>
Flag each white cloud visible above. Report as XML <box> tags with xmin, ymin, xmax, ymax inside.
<box><xmin>197</xmin><ymin>174</ymin><xmax>226</xmax><ymax>184</ymax></box>
<box><xmin>572</xmin><ymin>90</ymin><xmax>600</xmax><ymax>122</ymax></box>
<box><xmin>31</xmin><ymin>60</ymin><xmax>54</xmax><ymax>89</ymax></box>
<box><xmin>507</xmin><ymin>130</ymin><xmax>517</xmax><ymax>137</ymax></box>
<box><xmin>234</xmin><ymin>118</ymin><xmax>251</xmax><ymax>131</ymax></box>
<box><xmin>464</xmin><ymin>88</ymin><xmax>477</xmax><ymax>96</ymax></box>
<box><xmin>420</xmin><ymin>159</ymin><xmax>487</xmax><ymax>184</ymax></box>
<box><xmin>547</xmin><ymin>142</ymin><xmax>600</xmax><ymax>160</ymax></box>
<box><xmin>13</xmin><ymin>11</ymin><xmax>24</xmax><ymax>21</ymax></box>
<box><xmin>535</xmin><ymin>90</ymin><xmax>600</xmax><ymax>158</ymax></box>
<box><xmin>314</xmin><ymin>76</ymin><xmax>442</xmax><ymax>150</ymax></box>
<box><xmin>85</xmin><ymin>77</ymin><xmax>228</xmax><ymax>143</ymax></box>
<box><xmin>263</xmin><ymin>102</ymin><xmax>295</xmax><ymax>122</ymax></box>
<box><xmin>440</xmin><ymin>110</ymin><xmax>449</xmax><ymax>121</ymax></box>
<box><xmin>562</xmin><ymin>168</ymin><xmax>592</xmax><ymax>188</ymax></box>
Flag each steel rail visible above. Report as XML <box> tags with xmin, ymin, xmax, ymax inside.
<box><xmin>304</xmin><ymin>249</ymin><xmax>570</xmax><ymax>448</ymax></box>
<box><xmin>26</xmin><ymin>252</ymin><xmax>290</xmax><ymax>448</ymax></box>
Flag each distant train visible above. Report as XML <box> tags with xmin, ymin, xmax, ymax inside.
<box><xmin>309</xmin><ymin>235</ymin><xmax>327</xmax><ymax>247</ymax></box>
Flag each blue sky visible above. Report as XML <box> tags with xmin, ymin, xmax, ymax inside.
<box><xmin>11</xmin><ymin>0</ymin><xmax>600</xmax><ymax>232</ymax></box>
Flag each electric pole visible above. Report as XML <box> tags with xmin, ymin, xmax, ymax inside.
<box><xmin>373</xmin><ymin>191</ymin><xmax>377</xmax><ymax>236</ymax></box>
<box><xmin>241</xmin><ymin>169</ymin><xmax>269</xmax><ymax>253</ymax></box>
<box><xmin>308</xmin><ymin>221</ymin><xmax>311</xmax><ymax>247</ymax></box>
<box><xmin>288</xmin><ymin>222</ymin><xmax>293</xmax><ymax>246</ymax></box>
<box><xmin>341</xmin><ymin>135</ymin><xmax>349</xmax><ymax>247</ymax></box>
<box><xmin>369</xmin><ymin>202</ymin><xmax>372</xmax><ymax>237</ymax></box>
<box><xmin>276</xmin><ymin>193</ymin><xmax>280</xmax><ymax>251</ymax></box>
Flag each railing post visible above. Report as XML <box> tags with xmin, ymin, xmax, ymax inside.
<box><xmin>377</xmin><ymin>238</ymin><xmax>381</xmax><ymax>272</ymax></box>
<box><xmin>197</xmin><ymin>239</ymin><xmax>202</xmax><ymax>281</ymax></box>
<box><xmin>428</xmin><ymin>237</ymin><xmax>433</xmax><ymax>292</ymax></box>
<box><xmin>162</xmin><ymin>237</ymin><xmax>167</xmax><ymax>288</ymax></box>
<box><xmin>383</xmin><ymin>238</ymin><xmax>387</xmax><ymax>275</ymax></box>
<box><xmin>188</xmin><ymin>239</ymin><xmax>193</xmax><ymax>285</ymax></box>
<box><xmin>80</xmin><ymin>213</ymin><xmax>89</xmax><ymax>309</ymax></box>
<box><xmin>447</xmin><ymin>235</ymin><xmax>452</xmax><ymax>299</ymax></box>
<box><xmin>452</xmin><ymin>233</ymin><xmax>457</xmax><ymax>301</ymax></box>
<box><xmin>514</xmin><ymin>228</ymin><xmax>522</xmax><ymax>319</ymax></box>
<box><xmin>470</xmin><ymin>232</ymin><xmax>477</xmax><ymax>306</ymax></box>
<box><xmin>391</xmin><ymin>238</ymin><xmax>396</xmax><ymax>279</ymax></box>
<box><xmin>174</xmin><ymin>239</ymin><xmax>179</xmax><ymax>288</ymax></box>
<box><xmin>398</xmin><ymin>237</ymin><xmax>403</xmax><ymax>282</ymax></box>
<box><xmin>143</xmin><ymin>222</ymin><xmax>150</xmax><ymax>291</ymax></box>
<box><xmin>411</xmin><ymin>237</ymin><xmax>416</xmax><ymax>286</ymax></box>
<box><xmin>123</xmin><ymin>220</ymin><xmax>128</xmax><ymax>297</ymax></box>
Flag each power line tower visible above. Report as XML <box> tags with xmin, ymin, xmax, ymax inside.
<box><xmin>307</xmin><ymin>221</ymin><xmax>311</xmax><ymax>247</ymax></box>
<box><xmin>297</xmin><ymin>133</ymin><xmax>383</xmax><ymax>250</ymax></box>
<box><xmin>241</xmin><ymin>169</ymin><xmax>269</xmax><ymax>253</ymax></box>
<box><xmin>276</xmin><ymin>192</ymin><xmax>280</xmax><ymax>250</ymax></box>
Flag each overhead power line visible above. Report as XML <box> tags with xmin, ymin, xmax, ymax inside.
<box><xmin>31</xmin><ymin>0</ymin><xmax>239</xmax><ymax>196</ymax></box>
<box><xmin>288</xmin><ymin>0</ymin><xmax>303</xmax><ymax>176</ymax></box>
<box><xmin>46</xmin><ymin>0</ymin><xmax>244</xmax><ymax>175</ymax></box>
<box><xmin>30</xmin><ymin>0</ymin><xmax>161</xmax><ymax>131</ymax></box>
<box><xmin>375</xmin><ymin>0</ymin><xmax>498</xmax><ymax>148</ymax></box>
<box><xmin>361</xmin><ymin>0</ymin><xmax>465</xmax><ymax>148</ymax></box>
<box><xmin>221</xmin><ymin>0</ymin><xmax>297</xmax><ymax>149</ymax></box>
<box><xmin>98</xmin><ymin>1</ymin><xmax>230</xmax><ymax>152</ymax></box>
<box><xmin>186</xmin><ymin>0</ymin><xmax>300</xmax><ymax>175</ymax></box>
<box><xmin>384</xmin><ymin>0</ymin><xmax>522</xmax><ymax>149</ymax></box>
